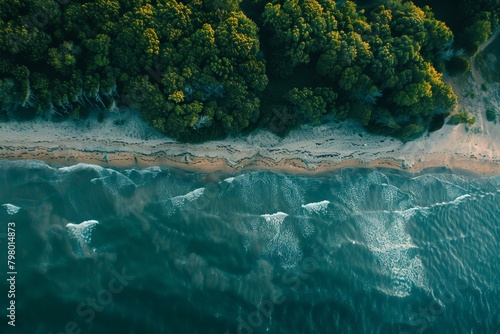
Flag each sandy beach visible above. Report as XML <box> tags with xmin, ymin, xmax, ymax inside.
<box><xmin>1</xmin><ymin>108</ymin><xmax>499</xmax><ymax>176</ymax></box>
<box><xmin>1</xmin><ymin>31</ymin><xmax>499</xmax><ymax>176</ymax></box>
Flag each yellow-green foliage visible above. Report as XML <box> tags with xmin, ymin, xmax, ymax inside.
<box><xmin>449</xmin><ymin>110</ymin><xmax>476</xmax><ymax>125</ymax></box>
<box><xmin>0</xmin><ymin>0</ymin><xmax>488</xmax><ymax>140</ymax></box>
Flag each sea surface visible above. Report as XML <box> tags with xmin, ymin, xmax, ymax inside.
<box><xmin>0</xmin><ymin>160</ymin><xmax>499</xmax><ymax>334</ymax></box>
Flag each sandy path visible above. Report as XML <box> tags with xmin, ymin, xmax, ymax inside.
<box><xmin>477</xmin><ymin>28</ymin><xmax>500</xmax><ymax>55</ymax></box>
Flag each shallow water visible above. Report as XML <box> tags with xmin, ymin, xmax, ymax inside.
<box><xmin>0</xmin><ymin>160</ymin><xmax>499</xmax><ymax>333</ymax></box>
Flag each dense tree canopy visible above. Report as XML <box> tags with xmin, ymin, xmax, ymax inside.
<box><xmin>0</xmin><ymin>0</ymin><xmax>266</xmax><ymax>139</ymax></box>
<box><xmin>414</xmin><ymin>0</ymin><xmax>499</xmax><ymax>55</ymax></box>
<box><xmin>259</xmin><ymin>0</ymin><xmax>457</xmax><ymax>137</ymax></box>
<box><xmin>0</xmin><ymin>0</ymin><xmax>493</xmax><ymax>140</ymax></box>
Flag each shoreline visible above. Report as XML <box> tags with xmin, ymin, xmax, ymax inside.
<box><xmin>1</xmin><ymin>31</ymin><xmax>499</xmax><ymax>178</ymax></box>
<box><xmin>1</xmin><ymin>144</ymin><xmax>499</xmax><ymax>177</ymax></box>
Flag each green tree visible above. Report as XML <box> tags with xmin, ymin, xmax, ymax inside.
<box><xmin>446</xmin><ymin>56</ymin><xmax>470</xmax><ymax>75</ymax></box>
<box><xmin>449</xmin><ymin>110</ymin><xmax>475</xmax><ymax>125</ymax></box>
<box><xmin>284</xmin><ymin>87</ymin><xmax>326</xmax><ymax>124</ymax></box>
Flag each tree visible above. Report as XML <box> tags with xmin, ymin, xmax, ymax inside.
<box><xmin>448</xmin><ymin>110</ymin><xmax>475</xmax><ymax>125</ymax></box>
<box><xmin>84</xmin><ymin>34</ymin><xmax>112</xmax><ymax>69</ymax></box>
<box><xmin>0</xmin><ymin>0</ymin><xmax>466</xmax><ymax>141</ymax></box>
<box><xmin>446</xmin><ymin>56</ymin><xmax>470</xmax><ymax>75</ymax></box>
<box><xmin>462</xmin><ymin>20</ymin><xmax>491</xmax><ymax>55</ymax></box>
<box><xmin>284</xmin><ymin>87</ymin><xmax>326</xmax><ymax>124</ymax></box>
<box><xmin>262</xmin><ymin>0</ymin><xmax>337</xmax><ymax>76</ymax></box>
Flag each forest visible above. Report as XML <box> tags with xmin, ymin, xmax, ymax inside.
<box><xmin>0</xmin><ymin>0</ymin><xmax>498</xmax><ymax>141</ymax></box>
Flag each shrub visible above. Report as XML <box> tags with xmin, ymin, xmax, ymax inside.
<box><xmin>470</xmin><ymin>127</ymin><xmax>482</xmax><ymax>134</ymax></box>
<box><xmin>446</xmin><ymin>57</ymin><xmax>471</xmax><ymax>75</ymax></box>
<box><xmin>448</xmin><ymin>110</ymin><xmax>475</xmax><ymax>125</ymax></box>
<box><xmin>486</xmin><ymin>108</ymin><xmax>496</xmax><ymax>122</ymax></box>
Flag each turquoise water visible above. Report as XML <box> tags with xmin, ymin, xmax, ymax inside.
<box><xmin>0</xmin><ymin>160</ymin><xmax>499</xmax><ymax>333</ymax></box>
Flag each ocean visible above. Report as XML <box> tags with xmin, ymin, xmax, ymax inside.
<box><xmin>0</xmin><ymin>160</ymin><xmax>499</xmax><ymax>334</ymax></box>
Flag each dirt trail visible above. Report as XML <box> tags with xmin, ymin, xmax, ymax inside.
<box><xmin>474</xmin><ymin>29</ymin><xmax>500</xmax><ymax>133</ymax></box>
<box><xmin>471</xmin><ymin>28</ymin><xmax>500</xmax><ymax>84</ymax></box>
<box><xmin>446</xmin><ymin>28</ymin><xmax>500</xmax><ymax>136</ymax></box>
<box><xmin>477</xmin><ymin>28</ymin><xmax>500</xmax><ymax>54</ymax></box>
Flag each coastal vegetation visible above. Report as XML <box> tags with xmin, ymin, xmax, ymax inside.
<box><xmin>0</xmin><ymin>0</ymin><xmax>497</xmax><ymax>141</ymax></box>
<box><xmin>413</xmin><ymin>0</ymin><xmax>499</xmax><ymax>56</ymax></box>
<box><xmin>486</xmin><ymin>108</ymin><xmax>497</xmax><ymax>123</ymax></box>
<box><xmin>448</xmin><ymin>109</ymin><xmax>476</xmax><ymax>125</ymax></box>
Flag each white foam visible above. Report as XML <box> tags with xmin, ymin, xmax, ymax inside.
<box><xmin>301</xmin><ymin>200</ymin><xmax>330</xmax><ymax>214</ymax></box>
<box><xmin>366</xmin><ymin>171</ymin><xmax>390</xmax><ymax>185</ymax></box>
<box><xmin>66</xmin><ymin>220</ymin><xmax>99</xmax><ymax>256</ymax></box>
<box><xmin>263</xmin><ymin>227</ymin><xmax>302</xmax><ymax>269</ymax></box>
<box><xmin>256</xmin><ymin>212</ymin><xmax>302</xmax><ymax>268</ymax></box>
<box><xmin>102</xmin><ymin>172</ymin><xmax>136</xmax><ymax>189</ymax></box>
<box><xmin>124</xmin><ymin>166</ymin><xmax>162</xmax><ymax>177</ymax></box>
<box><xmin>173</xmin><ymin>187</ymin><xmax>204</xmax><ymax>203</ymax></box>
<box><xmin>395</xmin><ymin>193</ymin><xmax>473</xmax><ymax>213</ymax></box>
<box><xmin>261</xmin><ymin>212</ymin><xmax>288</xmax><ymax>226</ymax></box>
<box><xmin>281</xmin><ymin>177</ymin><xmax>303</xmax><ymax>209</ymax></box>
<box><xmin>2</xmin><ymin>204</ymin><xmax>20</xmax><ymax>215</ymax></box>
<box><xmin>183</xmin><ymin>188</ymin><xmax>205</xmax><ymax>201</ymax></box>
<box><xmin>253</xmin><ymin>212</ymin><xmax>288</xmax><ymax>240</ymax></box>
<box><xmin>409</xmin><ymin>174</ymin><xmax>471</xmax><ymax>204</ymax></box>
<box><xmin>434</xmin><ymin>194</ymin><xmax>471</xmax><ymax>207</ymax></box>
<box><xmin>240</xmin><ymin>174</ymin><xmax>265</xmax><ymax>212</ymax></box>
<box><xmin>167</xmin><ymin>187</ymin><xmax>206</xmax><ymax>213</ymax></box>
<box><xmin>380</xmin><ymin>184</ymin><xmax>402</xmax><ymax>210</ymax></box>
<box><xmin>297</xmin><ymin>219</ymin><xmax>315</xmax><ymax>238</ymax></box>
<box><xmin>356</xmin><ymin>211</ymin><xmax>425</xmax><ymax>297</ymax></box>
<box><xmin>59</xmin><ymin>163</ymin><xmax>104</xmax><ymax>173</ymax></box>
<box><xmin>90</xmin><ymin>170</ymin><xmax>136</xmax><ymax>201</ymax></box>
<box><xmin>442</xmin><ymin>181</ymin><xmax>468</xmax><ymax>199</ymax></box>
<box><xmin>339</xmin><ymin>172</ymin><xmax>426</xmax><ymax>297</ymax></box>
<box><xmin>223</xmin><ymin>177</ymin><xmax>235</xmax><ymax>184</ymax></box>
<box><xmin>379</xmin><ymin>193</ymin><xmax>470</xmax><ymax>221</ymax></box>
<box><xmin>2</xmin><ymin>160</ymin><xmax>51</xmax><ymax>169</ymax></box>
<box><xmin>146</xmin><ymin>166</ymin><xmax>162</xmax><ymax>173</ymax></box>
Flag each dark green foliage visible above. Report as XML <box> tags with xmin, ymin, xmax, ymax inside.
<box><xmin>486</xmin><ymin>108</ymin><xmax>497</xmax><ymax>122</ymax></box>
<box><xmin>413</xmin><ymin>0</ymin><xmax>499</xmax><ymax>55</ymax></box>
<box><xmin>0</xmin><ymin>0</ymin><xmax>267</xmax><ymax>140</ymax></box>
<box><xmin>260</xmin><ymin>0</ymin><xmax>457</xmax><ymax>137</ymax></box>
<box><xmin>446</xmin><ymin>57</ymin><xmax>471</xmax><ymax>75</ymax></box>
<box><xmin>428</xmin><ymin>113</ymin><xmax>446</xmax><ymax>132</ymax></box>
<box><xmin>3</xmin><ymin>0</ymin><xmax>491</xmax><ymax>141</ymax></box>
<box><xmin>448</xmin><ymin>110</ymin><xmax>476</xmax><ymax>125</ymax></box>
